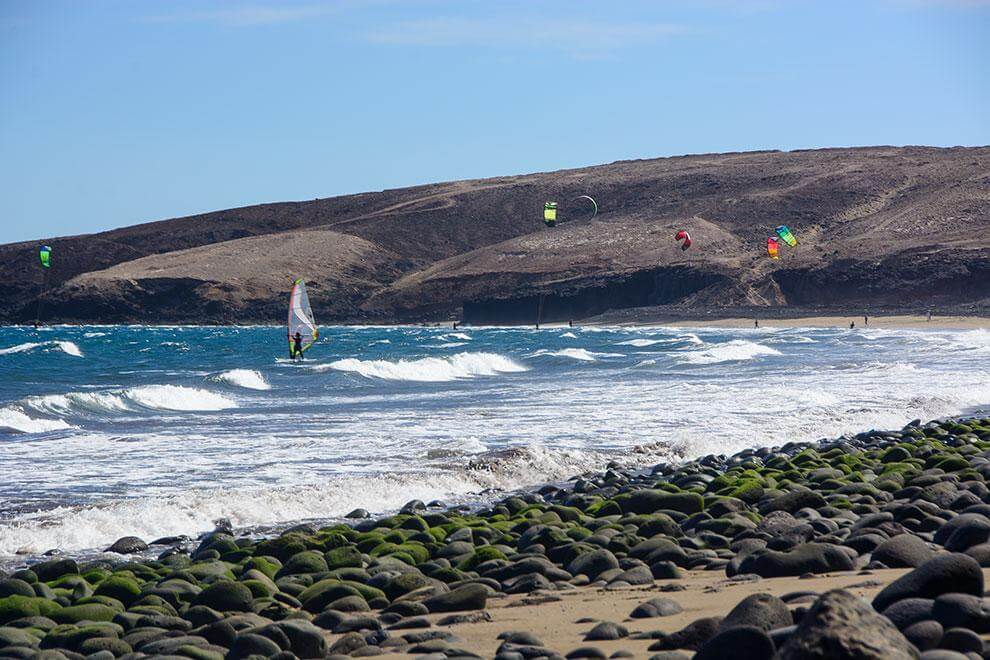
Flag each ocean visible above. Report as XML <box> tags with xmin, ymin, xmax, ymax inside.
<box><xmin>1</xmin><ymin>324</ymin><xmax>988</xmax><ymax>559</ymax></box>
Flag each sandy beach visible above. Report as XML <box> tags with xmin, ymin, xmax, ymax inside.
<box><xmin>389</xmin><ymin>567</ymin><xmax>931</xmax><ymax>658</ymax></box>
<box><xmin>661</xmin><ymin>315</ymin><xmax>990</xmax><ymax>330</ymax></box>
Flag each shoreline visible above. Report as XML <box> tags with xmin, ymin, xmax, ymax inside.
<box><xmin>3</xmin><ymin>415</ymin><xmax>990</xmax><ymax>658</ymax></box>
<box><xmin>4</xmin><ymin>313</ymin><xmax>990</xmax><ymax>330</ymax></box>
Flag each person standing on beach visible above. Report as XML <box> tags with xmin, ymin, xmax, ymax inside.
<box><xmin>850</xmin><ymin>321</ymin><xmax>855</xmax><ymax>329</ymax></box>
<box><xmin>754</xmin><ymin>319</ymin><xmax>759</xmax><ymax>328</ymax></box>
<box><xmin>864</xmin><ymin>315</ymin><xmax>869</xmax><ymax>326</ymax></box>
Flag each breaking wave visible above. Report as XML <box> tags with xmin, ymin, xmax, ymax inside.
<box><xmin>679</xmin><ymin>340</ymin><xmax>782</xmax><ymax>364</ymax></box>
<box><xmin>0</xmin><ymin>407</ymin><xmax>73</xmax><ymax>434</ymax></box>
<box><xmin>532</xmin><ymin>348</ymin><xmax>624</xmax><ymax>361</ymax></box>
<box><xmin>0</xmin><ymin>340</ymin><xmax>83</xmax><ymax>357</ymax></box>
<box><xmin>23</xmin><ymin>385</ymin><xmax>237</xmax><ymax>416</ymax></box>
<box><xmin>211</xmin><ymin>369</ymin><xmax>271</xmax><ymax>391</ymax></box>
<box><xmin>322</xmin><ymin>352</ymin><xmax>528</xmax><ymax>382</ymax></box>
<box><xmin>0</xmin><ymin>442</ymin><xmax>676</xmax><ymax>556</ymax></box>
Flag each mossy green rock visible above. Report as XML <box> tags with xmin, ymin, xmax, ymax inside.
<box><xmin>93</xmin><ymin>576</ymin><xmax>141</xmax><ymax>607</ymax></box>
<box><xmin>78</xmin><ymin>636</ymin><xmax>132</xmax><ymax>655</ymax></box>
<box><xmin>0</xmin><ymin>626</ymin><xmax>40</xmax><ymax>648</ymax></box>
<box><xmin>0</xmin><ymin>596</ymin><xmax>62</xmax><ymax>624</ymax></box>
<box><xmin>277</xmin><ymin>550</ymin><xmax>328</xmax><ymax>577</ymax></box>
<box><xmin>31</xmin><ymin>560</ymin><xmax>79</xmax><ymax>583</ymax></box>
<box><xmin>617</xmin><ymin>490</ymin><xmax>704</xmax><ymax>515</ymax></box>
<box><xmin>191</xmin><ymin>581</ymin><xmax>253</xmax><ymax>612</ymax></box>
<box><xmin>299</xmin><ymin>580</ymin><xmax>361</xmax><ymax>613</ymax></box>
<box><xmin>51</xmin><ymin>603</ymin><xmax>118</xmax><ymax>624</ymax></box>
<box><xmin>324</xmin><ymin>546</ymin><xmax>363</xmax><ymax>569</ymax></box>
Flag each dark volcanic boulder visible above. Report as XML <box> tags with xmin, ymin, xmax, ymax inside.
<box><xmin>422</xmin><ymin>584</ymin><xmax>488</xmax><ymax>613</ymax></box>
<box><xmin>881</xmin><ymin>598</ymin><xmax>935</xmax><ymax>630</ymax></box>
<box><xmin>930</xmin><ymin>593</ymin><xmax>990</xmax><ymax>632</ymax></box>
<box><xmin>694</xmin><ymin>625</ymin><xmax>774</xmax><ymax>660</ymax></box>
<box><xmin>567</xmin><ymin>549</ymin><xmax>620</xmax><ymax>580</ymax></box>
<box><xmin>902</xmin><ymin>619</ymin><xmax>943</xmax><ymax>651</ymax></box>
<box><xmin>760</xmin><ymin>490</ymin><xmax>827</xmax><ymax>515</ymax></box>
<box><xmin>777</xmin><ymin>589</ymin><xmax>918</xmax><ymax>659</ymax></box>
<box><xmin>718</xmin><ymin>593</ymin><xmax>791</xmax><ymax>632</ymax></box>
<box><xmin>192</xmin><ymin>580</ymin><xmax>253</xmax><ymax>612</ymax></box>
<box><xmin>872</xmin><ymin>554</ymin><xmax>984</xmax><ymax>612</ymax></box>
<box><xmin>616</xmin><ymin>490</ymin><xmax>704</xmax><ymax>515</ymax></box>
<box><xmin>872</xmin><ymin>534</ymin><xmax>934</xmax><ymax>568</ymax></box>
<box><xmin>630</xmin><ymin>597</ymin><xmax>683</xmax><ymax>619</ymax></box>
<box><xmin>106</xmin><ymin>536</ymin><xmax>148</xmax><ymax>554</ymax></box>
<box><xmin>648</xmin><ymin>617</ymin><xmax>722</xmax><ymax>652</ymax></box>
<box><xmin>736</xmin><ymin>543</ymin><xmax>855</xmax><ymax>578</ymax></box>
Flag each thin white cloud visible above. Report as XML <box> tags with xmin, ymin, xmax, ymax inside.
<box><xmin>364</xmin><ymin>16</ymin><xmax>689</xmax><ymax>56</ymax></box>
<box><xmin>140</xmin><ymin>5</ymin><xmax>333</xmax><ymax>26</ymax></box>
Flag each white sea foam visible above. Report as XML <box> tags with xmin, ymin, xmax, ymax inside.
<box><xmin>0</xmin><ymin>340</ymin><xmax>82</xmax><ymax>357</ymax></box>
<box><xmin>211</xmin><ymin>369</ymin><xmax>271</xmax><ymax>391</ymax></box>
<box><xmin>0</xmin><ymin>407</ymin><xmax>73</xmax><ymax>433</ymax></box>
<box><xmin>617</xmin><ymin>338</ymin><xmax>664</xmax><ymax>347</ymax></box>
<box><xmin>83</xmin><ymin>332</ymin><xmax>107</xmax><ymax>338</ymax></box>
<box><xmin>532</xmin><ymin>348</ymin><xmax>624</xmax><ymax>361</ymax></box>
<box><xmin>23</xmin><ymin>385</ymin><xmax>236</xmax><ymax>416</ymax></box>
<box><xmin>560</xmin><ymin>332</ymin><xmax>578</xmax><ymax>338</ymax></box>
<box><xmin>322</xmin><ymin>352</ymin><xmax>528</xmax><ymax>382</ymax></box>
<box><xmin>679</xmin><ymin>340</ymin><xmax>781</xmax><ymax>364</ymax></box>
<box><xmin>0</xmin><ymin>443</ymin><xmax>660</xmax><ymax>556</ymax></box>
<box><xmin>429</xmin><ymin>342</ymin><xmax>469</xmax><ymax>349</ymax></box>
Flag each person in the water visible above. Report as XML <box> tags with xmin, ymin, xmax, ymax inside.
<box><xmin>291</xmin><ymin>332</ymin><xmax>303</xmax><ymax>360</ymax></box>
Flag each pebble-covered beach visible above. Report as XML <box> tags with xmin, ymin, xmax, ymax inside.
<box><xmin>3</xmin><ymin>416</ymin><xmax>990</xmax><ymax>659</ymax></box>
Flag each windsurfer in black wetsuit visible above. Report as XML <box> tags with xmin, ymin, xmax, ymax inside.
<box><xmin>291</xmin><ymin>332</ymin><xmax>303</xmax><ymax>360</ymax></box>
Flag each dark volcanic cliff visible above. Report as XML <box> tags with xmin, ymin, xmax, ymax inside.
<box><xmin>2</xmin><ymin>146</ymin><xmax>988</xmax><ymax>324</ymax></box>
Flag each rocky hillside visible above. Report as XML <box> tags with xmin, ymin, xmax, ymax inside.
<box><xmin>2</xmin><ymin>146</ymin><xmax>988</xmax><ymax>324</ymax></box>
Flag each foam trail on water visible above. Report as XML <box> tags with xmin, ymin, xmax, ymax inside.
<box><xmin>321</xmin><ymin>352</ymin><xmax>528</xmax><ymax>382</ymax></box>
<box><xmin>211</xmin><ymin>369</ymin><xmax>271</xmax><ymax>391</ymax></box>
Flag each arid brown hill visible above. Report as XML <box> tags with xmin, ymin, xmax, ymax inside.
<box><xmin>2</xmin><ymin>146</ymin><xmax>988</xmax><ymax>324</ymax></box>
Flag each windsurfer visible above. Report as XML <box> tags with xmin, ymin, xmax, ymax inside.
<box><xmin>291</xmin><ymin>332</ymin><xmax>303</xmax><ymax>360</ymax></box>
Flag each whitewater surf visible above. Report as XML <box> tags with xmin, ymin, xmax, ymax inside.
<box><xmin>1</xmin><ymin>324</ymin><xmax>989</xmax><ymax>557</ymax></box>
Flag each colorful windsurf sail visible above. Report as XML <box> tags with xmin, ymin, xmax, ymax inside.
<box><xmin>767</xmin><ymin>237</ymin><xmax>780</xmax><ymax>259</ymax></box>
<box><xmin>775</xmin><ymin>225</ymin><xmax>797</xmax><ymax>247</ymax></box>
<box><xmin>39</xmin><ymin>245</ymin><xmax>51</xmax><ymax>269</ymax></box>
<box><xmin>287</xmin><ymin>278</ymin><xmax>318</xmax><ymax>357</ymax></box>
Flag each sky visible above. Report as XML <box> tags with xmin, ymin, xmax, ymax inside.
<box><xmin>0</xmin><ymin>0</ymin><xmax>987</xmax><ymax>244</ymax></box>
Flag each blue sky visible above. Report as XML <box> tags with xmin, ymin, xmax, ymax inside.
<box><xmin>0</xmin><ymin>0</ymin><xmax>987</xmax><ymax>244</ymax></box>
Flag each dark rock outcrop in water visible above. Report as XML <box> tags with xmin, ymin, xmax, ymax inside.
<box><xmin>1</xmin><ymin>146</ymin><xmax>989</xmax><ymax>323</ymax></box>
<box><xmin>3</xmin><ymin>417</ymin><xmax>990</xmax><ymax>658</ymax></box>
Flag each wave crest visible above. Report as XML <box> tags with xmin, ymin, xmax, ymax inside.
<box><xmin>322</xmin><ymin>352</ymin><xmax>528</xmax><ymax>382</ymax></box>
<box><xmin>211</xmin><ymin>369</ymin><xmax>271</xmax><ymax>391</ymax></box>
<box><xmin>24</xmin><ymin>385</ymin><xmax>236</xmax><ymax>416</ymax></box>
<box><xmin>0</xmin><ymin>341</ymin><xmax>83</xmax><ymax>357</ymax></box>
<box><xmin>680</xmin><ymin>340</ymin><xmax>781</xmax><ymax>364</ymax></box>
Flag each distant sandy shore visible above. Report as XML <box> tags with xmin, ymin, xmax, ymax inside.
<box><xmin>627</xmin><ymin>314</ymin><xmax>990</xmax><ymax>330</ymax></box>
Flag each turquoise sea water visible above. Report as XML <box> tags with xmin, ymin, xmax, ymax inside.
<box><xmin>1</xmin><ymin>324</ymin><xmax>988</xmax><ymax>557</ymax></box>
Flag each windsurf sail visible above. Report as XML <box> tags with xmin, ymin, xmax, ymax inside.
<box><xmin>39</xmin><ymin>245</ymin><xmax>52</xmax><ymax>269</ymax></box>
<box><xmin>287</xmin><ymin>278</ymin><xmax>318</xmax><ymax>357</ymax></box>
